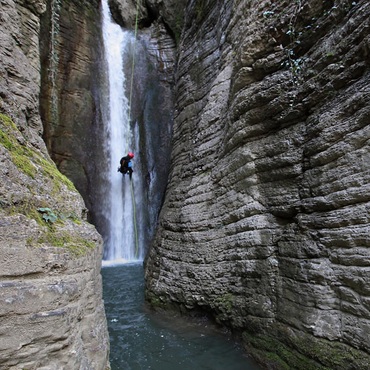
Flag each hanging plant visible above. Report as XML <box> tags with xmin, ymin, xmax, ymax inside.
<box><xmin>37</xmin><ymin>207</ymin><xmax>58</xmax><ymax>224</ymax></box>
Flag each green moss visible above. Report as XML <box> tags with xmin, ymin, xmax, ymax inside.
<box><xmin>214</xmin><ymin>293</ymin><xmax>234</xmax><ymax>314</ymax></box>
<box><xmin>0</xmin><ymin>114</ymin><xmax>76</xmax><ymax>191</ymax></box>
<box><xmin>37</xmin><ymin>229</ymin><xmax>96</xmax><ymax>256</ymax></box>
<box><xmin>25</xmin><ymin>214</ymin><xmax>95</xmax><ymax>257</ymax></box>
<box><xmin>148</xmin><ymin>294</ymin><xmax>167</xmax><ymax>310</ymax></box>
<box><xmin>8</xmin><ymin>198</ymin><xmax>45</xmax><ymax>225</ymax></box>
<box><xmin>243</xmin><ymin>328</ymin><xmax>370</xmax><ymax>370</ymax></box>
<box><xmin>292</xmin><ymin>334</ymin><xmax>370</xmax><ymax>369</ymax></box>
<box><xmin>38</xmin><ymin>231</ymin><xmax>70</xmax><ymax>247</ymax></box>
<box><xmin>26</xmin><ymin>208</ymin><xmax>45</xmax><ymax>226</ymax></box>
<box><xmin>242</xmin><ymin>332</ymin><xmax>330</xmax><ymax>370</ymax></box>
<box><xmin>0</xmin><ymin>127</ymin><xmax>13</xmax><ymax>150</ymax></box>
<box><xmin>0</xmin><ymin>114</ymin><xmax>92</xmax><ymax>258</ymax></box>
<box><xmin>263</xmin><ymin>351</ymin><xmax>290</xmax><ymax>370</ymax></box>
<box><xmin>35</xmin><ymin>154</ymin><xmax>76</xmax><ymax>191</ymax></box>
<box><xmin>12</xmin><ymin>150</ymin><xmax>37</xmax><ymax>178</ymax></box>
<box><xmin>6</xmin><ymin>198</ymin><xmax>84</xmax><ymax>231</ymax></box>
<box><xmin>70</xmin><ymin>216</ymin><xmax>82</xmax><ymax>225</ymax></box>
<box><xmin>0</xmin><ymin>113</ymin><xmax>17</xmax><ymax>130</ymax></box>
<box><xmin>0</xmin><ymin>120</ymin><xmax>37</xmax><ymax>178</ymax></box>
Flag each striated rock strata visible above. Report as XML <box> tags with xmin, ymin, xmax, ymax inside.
<box><xmin>39</xmin><ymin>0</ymin><xmax>105</xmax><ymax>219</ymax></box>
<box><xmin>145</xmin><ymin>0</ymin><xmax>370</xmax><ymax>368</ymax></box>
<box><xmin>0</xmin><ymin>0</ymin><xmax>110</xmax><ymax>368</ymax></box>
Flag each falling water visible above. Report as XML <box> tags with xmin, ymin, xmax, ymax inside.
<box><xmin>100</xmin><ymin>3</ymin><xmax>261</xmax><ymax>369</ymax></box>
<box><xmin>101</xmin><ymin>0</ymin><xmax>142</xmax><ymax>263</ymax></box>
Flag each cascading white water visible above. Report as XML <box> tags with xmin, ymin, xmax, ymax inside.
<box><xmin>101</xmin><ymin>0</ymin><xmax>141</xmax><ymax>264</ymax></box>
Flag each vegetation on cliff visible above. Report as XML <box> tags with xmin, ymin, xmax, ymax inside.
<box><xmin>0</xmin><ymin>113</ymin><xmax>96</xmax><ymax>257</ymax></box>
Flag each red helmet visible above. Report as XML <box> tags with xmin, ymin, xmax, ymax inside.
<box><xmin>128</xmin><ymin>152</ymin><xmax>134</xmax><ymax>159</ymax></box>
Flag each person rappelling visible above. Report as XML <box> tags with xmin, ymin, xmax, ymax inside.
<box><xmin>118</xmin><ymin>152</ymin><xmax>134</xmax><ymax>179</ymax></box>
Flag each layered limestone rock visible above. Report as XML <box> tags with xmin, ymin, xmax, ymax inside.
<box><xmin>145</xmin><ymin>0</ymin><xmax>370</xmax><ymax>368</ymax></box>
<box><xmin>0</xmin><ymin>115</ymin><xmax>109</xmax><ymax>369</ymax></box>
<box><xmin>0</xmin><ymin>1</ymin><xmax>110</xmax><ymax>368</ymax></box>
<box><xmin>129</xmin><ymin>24</ymin><xmax>177</xmax><ymax>244</ymax></box>
<box><xmin>39</xmin><ymin>0</ymin><xmax>105</xmax><ymax>217</ymax></box>
<box><xmin>109</xmin><ymin>0</ymin><xmax>186</xmax><ymax>41</ymax></box>
<box><xmin>0</xmin><ymin>0</ymin><xmax>46</xmax><ymax>149</ymax></box>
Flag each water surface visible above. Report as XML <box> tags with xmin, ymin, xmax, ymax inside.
<box><xmin>102</xmin><ymin>263</ymin><xmax>261</xmax><ymax>370</ymax></box>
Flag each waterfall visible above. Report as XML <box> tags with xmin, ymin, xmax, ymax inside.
<box><xmin>101</xmin><ymin>0</ymin><xmax>142</xmax><ymax>264</ymax></box>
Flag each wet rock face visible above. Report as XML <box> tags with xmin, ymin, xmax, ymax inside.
<box><xmin>110</xmin><ymin>0</ymin><xmax>187</xmax><ymax>40</ymax></box>
<box><xmin>39</xmin><ymin>0</ymin><xmax>105</xmax><ymax>214</ymax></box>
<box><xmin>0</xmin><ymin>1</ymin><xmax>110</xmax><ymax>369</ymax></box>
<box><xmin>0</xmin><ymin>0</ymin><xmax>46</xmax><ymax>149</ymax></box>
<box><xmin>129</xmin><ymin>23</ymin><xmax>177</xmax><ymax>246</ymax></box>
<box><xmin>106</xmin><ymin>0</ymin><xmax>183</xmax><ymax>245</ymax></box>
<box><xmin>145</xmin><ymin>0</ymin><xmax>370</xmax><ymax>367</ymax></box>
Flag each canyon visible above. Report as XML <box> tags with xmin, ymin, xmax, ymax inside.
<box><xmin>1</xmin><ymin>0</ymin><xmax>370</xmax><ymax>369</ymax></box>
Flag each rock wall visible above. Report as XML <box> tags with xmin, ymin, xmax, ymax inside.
<box><xmin>144</xmin><ymin>0</ymin><xmax>370</xmax><ymax>368</ymax></box>
<box><xmin>0</xmin><ymin>1</ymin><xmax>110</xmax><ymax>368</ymax></box>
<box><xmin>0</xmin><ymin>0</ymin><xmax>46</xmax><ymax>149</ymax></box>
<box><xmin>130</xmin><ymin>24</ymin><xmax>177</xmax><ymax>247</ymax></box>
<box><xmin>39</xmin><ymin>0</ymin><xmax>106</xmax><ymax>219</ymax></box>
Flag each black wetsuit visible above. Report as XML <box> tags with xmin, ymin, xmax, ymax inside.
<box><xmin>118</xmin><ymin>156</ymin><xmax>133</xmax><ymax>179</ymax></box>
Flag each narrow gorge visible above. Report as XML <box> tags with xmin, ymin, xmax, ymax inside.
<box><xmin>144</xmin><ymin>0</ymin><xmax>370</xmax><ymax>368</ymax></box>
<box><xmin>1</xmin><ymin>0</ymin><xmax>370</xmax><ymax>369</ymax></box>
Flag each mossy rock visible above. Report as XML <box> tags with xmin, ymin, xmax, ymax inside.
<box><xmin>242</xmin><ymin>331</ymin><xmax>331</xmax><ymax>370</ymax></box>
<box><xmin>32</xmin><ymin>228</ymin><xmax>96</xmax><ymax>256</ymax></box>
<box><xmin>0</xmin><ymin>113</ymin><xmax>79</xmax><ymax>218</ymax></box>
<box><xmin>0</xmin><ymin>113</ymin><xmax>75</xmax><ymax>191</ymax></box>
<box><xmin>242</xmin><ymin>329</ymin><xmax>370</xmax><ymax>370</ymax></box>
<box><xmin>0</xmin><ymin>113</ymin><xmax>96</xmax><ymax>257</ymax></box>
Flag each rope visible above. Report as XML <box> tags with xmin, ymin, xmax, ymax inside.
<box><xmin>127</xmin><ymin>0</ymin><xmax>140</xmax><ymax>259</ymax></box>
<box><xmin>130</xmin><ymin>179</ymin><xmax>139</xmax><ymax>258</ymax></box>
<box><xmin>126</xmin><ymin>0</ymin><xmax>140</xmax><ymax>145</ymax></box>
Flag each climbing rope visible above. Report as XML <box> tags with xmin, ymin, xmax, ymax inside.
<box><xmin>127</xmin><ymin>0</ymin><xmax>140</xmax><ymax>135</ymax></box>
<box><xmin>127</xmin><ymin>0</ymin><xmax>140</xmax><ymax>259</ymax></box>
<box><xmin>130</xmin><ymin>179</ymin><xmax>139</xmax><ymax>258</ymax></box>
